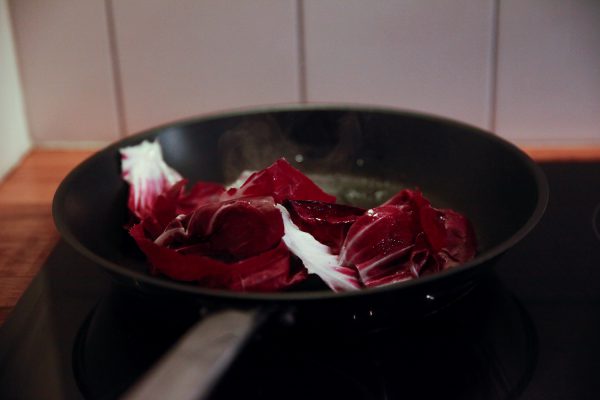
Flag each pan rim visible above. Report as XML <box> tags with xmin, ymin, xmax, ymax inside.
<box><xmin>52</xmin><ymin>103</ymin><xmax>549</xmax><ymax>303</ymax></box>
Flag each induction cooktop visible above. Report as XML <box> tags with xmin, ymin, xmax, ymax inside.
<box><xmin>1</xmin><ymin>161</ymin><xmax>600</xmax><ymax>400</ymax></box>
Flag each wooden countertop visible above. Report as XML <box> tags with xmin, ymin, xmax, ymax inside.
<box><xmin>0</xmin><ymin>149</ymin><xmax>95</xmax><ymax>324</ymax></box>
<box><xmin>0</xmin><ymin>146</ymin><xmax>599</xmax><ymax>326</ymax></box>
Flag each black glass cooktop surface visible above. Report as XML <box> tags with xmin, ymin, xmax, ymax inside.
<box><xmin>1</xmin><ymin>162</ymin><xmax>600</xmax><ymax>400</ymax></box>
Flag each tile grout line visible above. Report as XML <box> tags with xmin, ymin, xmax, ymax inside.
<box><xmin>296</xmin><ymin>0</ymin><xmax>308</xmax><ymax>103</ymax></box>
<box><xmin>104</xmin><ymin>0</ymin><xmax>128</xmax><ymax>137</ymax></box>
<box><xmin>487</xmin><ymin>0</ymin><xmax>500</xmax><ymax>133</ymax></box>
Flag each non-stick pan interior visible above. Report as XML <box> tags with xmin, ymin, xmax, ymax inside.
<box><xmin>54</xmin><ymin>106</ymin><xmax>546</xmax><ymax>300</ymax></box>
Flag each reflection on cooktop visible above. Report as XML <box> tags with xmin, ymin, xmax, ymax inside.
<box><xmin>593</xmin><ymin>203</ymin><xmax>600</xmax><ymax>242</ymax></box>
<box><xmin>74</xmin><ymin>275</ymin><xmax>536</xmax><ymax>400</ymax></box>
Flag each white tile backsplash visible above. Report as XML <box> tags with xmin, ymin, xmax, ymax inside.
<box><xmin>111</xmin><ymin>0</ymin><xmax>300</xmax><ymax>134</ymax></box>
<box><xmin>6</xmin><ymin>0</ymin><xmax>600</xmax><ymax>146</ymax></box>
<box><xmin>303</xmin><ymin>0</ymin><xmax>496</xmax><ymax>129</ymax></box>
<box><xmin>495</xmin><ymin>0</ymin><xmax>600</xmax><ymax>145</ymax></box>
<box><xmin>9</xmin><ymin>0</ymin><xmax>120</xmax><ymax>143</ymax></box>
<box><xmin>0</xmin><ymin>0</ymin><xmax>31</xmax><ymax>180</ymax></box>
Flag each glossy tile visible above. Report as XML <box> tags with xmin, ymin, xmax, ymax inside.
<box><xmin>112</xmin><ymin>0</ymin><xmax>300</xmax><ymax>134</ymax></box>
<box><xmin>9</xmin><ymin>0</ymin><xmax>120</xmax><ymax>143</ymax></box>
<box><xmin>303</xmin><ymin>0</ymin><xmax>495</xmax><ymax>129</ymax></box>
<box><xmin>0</xmin><ymin>0</ymin><xmax>31</xmax><ymax>179</ymax></box>
<box><xmin>495</xmin><ymin>0</ymin><xmax>600</xmax><ymax>145</ymax></box>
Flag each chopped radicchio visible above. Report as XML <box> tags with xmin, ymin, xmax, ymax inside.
<box><xmin>277</xmin><ymin>205</ymin><xmax>362</xmax><ymax>291</ymax></box>
<box><xmin>339</xmin><ymin>204</ymin><xmax>422</xmax><ymax>287</ymax></box>
<box><xmin>228</xmin><ymin>159</ymin><xmax>336</xmax><ymax>204</ymax></box>
<box><xmin>340</xmin><ymin>189</ymin><xmax>477</xmax><ymax>288</ymax></box>
<box><xmin>120</xmin><ymin>140</ymin><xmax>477</xmax><ymax>293</ymax></box>
<box><xmin>121</xmin><ymin>140</ymin><xmax>182</xmax><ymax>221</ymax></box>
<box><xmin>130</xmin><ymin>223</ymin><xmax>305</xmax><ymax>291</ymax></box>
<box><xmin>286</xmin><ymin>200</ymin><xmax>365</xmax><ymax>254</ymax></box>
<box><xmin>158</xmin><ymin>196</ymin><xmax>284</xmax><ymax>261</ymax></box>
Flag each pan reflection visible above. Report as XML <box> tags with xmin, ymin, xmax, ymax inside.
<box><xmin>73</xmin><ymin>274</ymin><xmax>536</xmax><ymax>400</ymax></box>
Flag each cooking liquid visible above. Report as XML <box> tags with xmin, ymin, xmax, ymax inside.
<box><xmin>308</xmin><ymin>173</ymin><xmax>406</xmax><ymax>208</ymax></box>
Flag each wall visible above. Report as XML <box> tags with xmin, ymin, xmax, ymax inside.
<box><xmin>8</xmin><ymin>0</ymin><xmax>600</xmax><ymax>147</ymax></box>
<box><xmin>0</xmin><ymin>0</ymin><xmax>31</xmax><ymax>180</ymax></box>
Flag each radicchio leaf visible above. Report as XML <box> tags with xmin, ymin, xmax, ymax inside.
<box><xmin>286</xmin><ymin>200</ymin><xmax>365</xmax><ymax>254</ymax></box>
<box><xmin>340</xmin><ymin>189</ymin><xmax>477</xmax><ymax>288</ymax></box>
<box><xmin>131</xmin><ymin>223</ymin><xmax>306</xmax><ymax>291</ymax></box>
<box><xmin>120</xmin><ymin>140</ymin><xmax>182</xmax><ymax>221</ymax></box>
<box><xmin>340</xmin><ymin>205</ymin><xmax>422</xmax><ymax>287</ymax></box>
<box><xmin>121</xmin><ymin>140</ymin><xmax>228</xmax><ymax>236</ymax></box>
<box><xmin>384</xmin><ymin>189</ymin><xmax>477</xmax><ymax>269</ymax></box>
<box><xmin>229</xmin><ymin>159</ymin><xmax>336</xmax><ymax>204</ymax></box>
<box><xmin>176</xmin><ymin>181</ymin><xmax>227</xmax><ymax>214</ymax></box>
<box><xmin>172</xmin><ymin>196</ymin><xmax>284</xmax><ymax>261</ymax></box>
<box><xmin>277</xmin><ymin>204</ymin><xmax>361</xmax><ymax>292</ymax></box>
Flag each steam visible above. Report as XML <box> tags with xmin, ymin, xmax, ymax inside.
<box><xmin>217</xmin><ymin>113</ymin><xmax>366</xmax><ymax>184</ymax></box>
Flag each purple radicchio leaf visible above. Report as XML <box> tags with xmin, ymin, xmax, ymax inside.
<box><xmin>120</xmin><ymin>140</ymin><xmax>182</xmax><ymax>221</ymax></box>
<box><xmin>277</xmin><ymin>204</ymin><xmax>361</xmax><ymax>292</ymax></box>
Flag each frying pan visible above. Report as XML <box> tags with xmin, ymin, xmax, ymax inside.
<box><xmin>53</xmin><ymin>105</ymin><xmax>548</xmax><ymax>399</ymax></box>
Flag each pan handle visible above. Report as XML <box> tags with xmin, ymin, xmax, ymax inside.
<box><xmin>122</xmin><ymin>308</ymin><xmax>266</xmax><ymax>400</ymax></box>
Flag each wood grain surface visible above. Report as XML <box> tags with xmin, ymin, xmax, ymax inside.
<box><xmin>0</xmin><ymin>146</ymin><xmax>599</xmax><ymax>325</ymax></box>
<box><xmin>0</xmin><ymin>149</ymin><xmax>95</xmax><ymax>324</ymax></box>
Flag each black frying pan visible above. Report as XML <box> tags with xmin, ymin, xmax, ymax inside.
<box><xmin>53</xmin><ymin>105</ymin><xmax>548</xmax><ymax>399</ymax></box>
